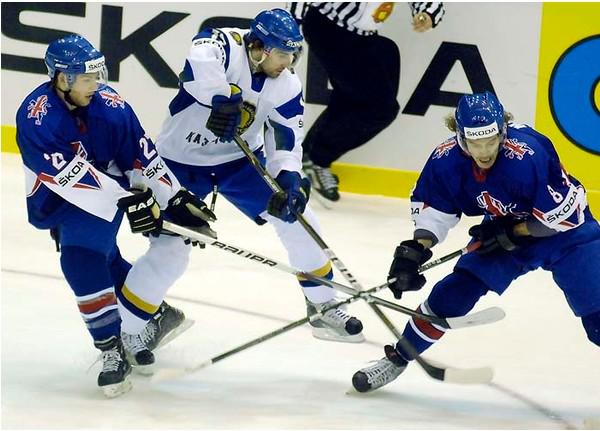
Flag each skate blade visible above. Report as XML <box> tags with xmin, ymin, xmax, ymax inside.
<box><xmin>155</xmin><ymin>319</ymin><xmax>195</xmax><ymax>350</ymax></box>
<box><xmin>101</xmin><ymin>378</ymin><xmax>133</xmax><ymax>398</ymax></box>
<box><xmin>131</xmin><ymin>363</ymin><xmax>156</xmax><ymax>376</ymax></box>
<box><xmin>311</xmin><ymin>327</ymin><xmax>365</xmax><ymax>343</ymax></box>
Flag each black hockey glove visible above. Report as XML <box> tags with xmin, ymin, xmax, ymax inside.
<box><xmin>267</xmin><ymin>170</ymin><xmax>311</xmax><ymax>223</ymax></box>
<box><xmin>117</xmin><ymin>186</ymin><xmax>163</xmax><ymax>235</ymax></box>
<box><xmin>387</xmin><ymin>240</ymin><xmax>433</xmax><ymax>300</ymax></box>
<box><xmin>206</xmin><ymin>84</ymin><xmax>243</xmax><ymax>141</ymax></box>
<box><xmin>468</xmin><ymin>217</ymin><xmax>523</xmax><ymax>255</ymax></box>
<box><xmin>165</xmin><ymin>189</ymin><xmax>217</xmax><ymax>247</ymax></box>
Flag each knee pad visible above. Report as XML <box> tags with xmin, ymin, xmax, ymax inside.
<box><xmin>582</xmin><ymin>310</ymin><xmax>600</xmax><ymax>347</ymax></box>
<box><xmin>428</xmin><ymin>269</ymin><xmax>490</xmax><ymax>318</ymax></box>
<box><xmin>267</xmin><ymin>207</ymin><xmax>328</xmax><ymax>271</ymax></box>
<box><xmin>122</xmin><ymin>235</ymin><xmax>191</xmax><ymax>310</ymax></box>
<box><xmin>60</xmin><ymin>246</ymin><xmax>113</xmax><ymax>296</ymax></box>
<box><xmin>141</xmin><ymin>235</ymin><xmax>191</xmax><ymax>286</ymax></box>
<box><xmin>109</xmin><ymin>248</ymin><xmax>132</xmax><ymax>292</ymax></box>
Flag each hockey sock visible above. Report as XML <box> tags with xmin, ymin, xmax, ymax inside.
<box><xmin>298</xmin><ymin>261</ymin><xmax>335</xmax><ymax>304</ymax></box>
<box><xmin>396</xmin><ymin>269</ymin><xmax>489</xmax><ymax>359</ymax></box>
<box><xmin>60</xmin><ymin>246</ymin><xmax>121</xmax><ymax>344</ymax></box>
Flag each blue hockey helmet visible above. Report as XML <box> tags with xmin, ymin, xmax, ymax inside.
<box><xmin>249</xmin><ymin>8</ymin><xmax>303</xmax><ymax>53</ymax></box>
<box><xmin>455</xmin><ymin>91</ymin><xmax>506</xmax><ymax>152</ymax></box>
<box><xmin>45</xmin><ymin>34</ymin><xmax>107</xmax><ymax>87</ymax></box>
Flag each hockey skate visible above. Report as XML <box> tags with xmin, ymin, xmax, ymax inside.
<box><xmin>121</xmin><ymin>331</ymin><xmax>155</xmax><ymax>375</ymax></box>
<box><xmin>307</xmin><ymin>298</ymin><xmax>364</xmax><ymax>343</ymax></box>
<box><xmin>303</xmin><ymin>161</ymin><xmax>340</xmax><ymax>202</ymax></box>
<box><xmin>97</xmin><ymin>337</ymin><xmax>132</xmax><ymax>398</ymax></box>
<box><xmin>352</xmin><ymin>345</ymin><xmax>408</xmax><ymax>393</ymax></box>
<box><xmin>141</xmin><ymin>301</ymin><xmax>194</xmax><ymax>352</ymax></box>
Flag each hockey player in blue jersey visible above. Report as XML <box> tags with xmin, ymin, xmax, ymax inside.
<box><xmin>15</xmin><ymin>35</ymin><xmax>215</xmax><ymax>397</ymax></box>
<box><xmin>352</xmin><ymin>91</ymin><xmax>600</xmax><ymax>392</ymax></box>
<box><xmin>155</xmin><ymin>8</ymin><xmax>364</xmax><ymax>342</ymax></box>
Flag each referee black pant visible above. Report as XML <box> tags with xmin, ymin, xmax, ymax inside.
<box><xmin>302</xmin><ymin>7</ymin><xmax>400</xmax><ymax>168</ymax></box>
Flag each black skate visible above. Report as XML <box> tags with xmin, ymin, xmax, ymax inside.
<box><xmin>304</xmin><ymin>161</ymin><xmax>340</xmax><ymax>202</ymax></box>
<box><xmin>121</xmin><ymin>331</ymin><xmax>155</xmax><ymax>375</ymax></box>
<box><xmin>307</xmin><ymin>298</ymin><xmax>364</xmax><ymax>343</ymax></box>
<box><xmin>141</xmin><ymin>301</ymin><xmax>194</xmax><ymax>351</ymax></box>
<box><xmin>96</xmin><ymin>337</ymin><xmax>132</xmax><ymax>398</ymax></box>
<box><xmin>352</xmin><ymin>345</ymin><xmax>408</xmax><ymax>393</ymax></box>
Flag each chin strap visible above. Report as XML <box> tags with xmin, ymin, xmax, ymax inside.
<box><xmin>62</xmin><ymin>89</ymin><xmax>77</xmax><ymax>107</ymax></box>
<box><xmin>56</xmin><ymin>86</ymin><xmax>84</xmax><ymax>109</ymax></box>
<box><xmin>247</xmin><ymin>50</ymin><xmax>267</xmax><ymax>73</ymax></box>
<box><xmin>53</xmin><ymin>73</ymin><xmax>85</xmax><ymax>109</ymax></box>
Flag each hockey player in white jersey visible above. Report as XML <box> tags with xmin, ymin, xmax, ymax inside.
<box><xmin>16</xmin><ymin>35</ymin><xmax>216</xmax><ymax>397</ymax></box>
<box><xmin>156</xmin><ymin>8</ymin><xmax>364</xmax><ymax>342</ymax></box>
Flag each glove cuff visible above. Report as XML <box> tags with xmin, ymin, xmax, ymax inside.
<box><xmin>396</xmin><ymin>240</ymin><xmax>433</xmax><ymax>263</ymax></box>
<box><xmin>167</xmin><ymin>188</ymin><xmax>187</xmax><ymax>208</ymax></box>
<box><xmin>117</xmin><ymin>187</ymin><xmax>153</xmax><ymax>208</ymax></box>
<box><xmin>276</xmin><ymin>170</ymin><xmax>302</xmax><ymax>189</ymax></box>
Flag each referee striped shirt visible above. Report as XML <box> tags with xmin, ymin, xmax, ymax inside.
<box><xmin>288</xmin><ymin>2</ymin><xmax>445</xmax><ymax>36</ymax></box>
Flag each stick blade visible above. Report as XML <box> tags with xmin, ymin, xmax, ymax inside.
<box><xmin>151</xmin><ymin>367</ymin><xmax>188</xmax><ymax>383</ymax></box>
<box><xmin>443</xmin><ymin>366</ymin><xmax>494</xmax><ymax>384</ymax></box>
<box><xmin>446</xmin><ymin>307</ymin><xmax>506</xmax><ymax>329</ymax></box>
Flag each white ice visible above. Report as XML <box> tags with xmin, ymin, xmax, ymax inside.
<box><xmin>2</xmin><ymin>154</ymin><xmax>599</xmax><ymax>429</ymax></box>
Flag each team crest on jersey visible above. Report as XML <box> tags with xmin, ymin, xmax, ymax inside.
<box><xmin>476</xmin><ymin>191</ymin><xmax>517</xmax><ymax>216</ymax></box>
<box><xmin>27</xmin><ymin>95</ymin><xmax>51</xmax><ymax>125</ymax></box>
<box><xmin>229</xmin><ymin>31</ymin><xmax>243</xmax><ymax>46</ymax></box>
<box><xmin>432</xmin><ymin>138</ymin><xmax>457</xmax><ymax>159</ymax></box>
<box><xmin>238</xmin><ymin>101</ymin><xmax>256</xmax><ymax>135</ymax></box>
<box><xmin>503</xmin><ymin>139</ymin><xmax>534</xmax><ymax>160</ymax></box>
<box><xmin>99</xmin><ymin>90</ymin><xmax>125</xmax><ymax>109</ymax></box>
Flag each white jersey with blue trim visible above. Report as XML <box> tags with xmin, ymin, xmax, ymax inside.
<box><xmin>156</xmin><ymin>27</ymin><xmax>305</xmax><ymax>177</ymax></box>
<box><xmin>16</xmin><ymin>82</ymin><xmax>181</xmax><ymax>229</ymax></box>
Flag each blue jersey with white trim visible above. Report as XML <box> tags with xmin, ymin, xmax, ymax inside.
<box><xmin>156</xmin><ymin>27</ymin><xmax>305</xmax><ymax>177</ymax></box>
<box><xmin>411</xmin><ymin>123</ymin><xmax>591</xmax><ymax>244</ymax></box>
<box><xmin>16</xmin><ymin>82</ymin><xmax>180</xmax><ymax>229</ymax></box>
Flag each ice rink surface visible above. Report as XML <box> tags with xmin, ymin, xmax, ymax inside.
<box><xmin>1</xmin><ymin>153</ymin><xmax>599</xmax><ymax>429</ymax></box>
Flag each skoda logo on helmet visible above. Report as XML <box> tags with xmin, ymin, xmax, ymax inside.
<box><xmin>85</xmin><ymin>57</ymin><xmax>105</xmax><ymax>73</ymax></box>
<box><xmin>285</xmin><ymin>40</ymin><xmax>302</xmax><ymax>49</ymax></box>
<box><xmin>464</xmin><ymin>123</ymin><xmax>499</xmax><ymax>139</ymax></box>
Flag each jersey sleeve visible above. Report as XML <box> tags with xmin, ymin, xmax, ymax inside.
<box><xmin>409</xmin><ymin>2</ymin><xmax>445</xmax><ymax>27</ymax></box>
<box><xmin>410</xmin><ymin>153</ymin><xmax>461</xmax><ymax>244</ymax></box>
<box><xmin>263</xmin><ymin>74</ymin><xmax>304</xmax><ymax>176</ymax></box>
<box><xmin>109</xmin><ymin>98</ymin><xmax>181</xmax><ymax>208</ymax></box>
<box><xmin>180</xmin><ymin>28</ymin><xmax>232</xmax><ymax>106</ymax></box>
<box><xmin>529</xmin><ymin>138</ymin><xmax>587</xmax><ymax>232</ymax></box>
<box><xmin>17</xmin><ymin>119</ymin><xmax>130</xmax><ymax>223</ymax></box>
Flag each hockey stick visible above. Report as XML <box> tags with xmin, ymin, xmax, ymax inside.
<box><xmin>163</xmin><ymin>222</ymin><xmax>502</xmax><ymax>329</ymax></box>
<box><xmin>232</xmin><ymin>135</ymin><xmax>403</xmax><ymax>338</ymax></box>
<box><xmin>152</xmin><ymin>240</ymin><xmax>487</xmax><ymax>383</ymax></box>
<box><xmin>152</xmin><ymin>281</ymin><xmax>389</xmax><ymax>382</ymax></box>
